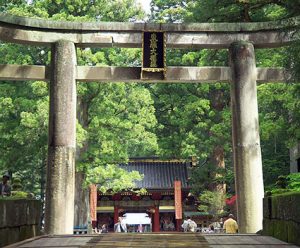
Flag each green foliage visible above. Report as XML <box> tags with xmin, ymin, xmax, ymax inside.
<box><xmin>12</xmin><ymin>177</ymin><xmax>22</xmax><ymax>191</ymax></box>
<box><xmin>286</xmin><ymin>173</ymin><xmax>300</xmax><ymax>191</ymax></box>
<box><xmin>150</xmin><ymin>0</ymin><xmax>299</xmax><ymax>194</ymax></box>
<box><xmin>7</xmin><ymin>0</ymin><xmax>144</xmax><ymax>21</ymax></box>
<box><xmin>0</xmin><ymin>80</ymin><xmax>48</xmax><ymax>194</ymax></box>
<box><xmin>0</xmin><ymin>0</ymin><xmax>299</xmax><ymax>200</ymax></box>
<box><xmin>10</xmin><ymin>191</ymin><xmax>31</xmax><ymax>199</ymax></box>
<box><xmin>257</xmin><ymin>83</ymin><xmax>295</xmax><ymax>185</ymax></box>
<box><xmin>197</xmin><ymin>190</ymin><xmax>226</xmax><ymax>215</ymax></box>
<box><xmin>0</xmin><ymin>0</ymin><xmax>151</xmax><ymax>196</ymax></box>
<box><xmin>269</xmin><ymin>173</ymin><xmax>300</xmax><ymax>195</ymax></box>
<box><xmin>77</xmin><ymin>82</ymin><xmax>158</xmax><ymax>159</ymax></box>
<box><xmin>151</xmin><ymin>0</ymin><xmax>300</xmax><ymax>23</ymax></box>
<box><xmin>189</xmin><ymin>162</ymin><xmax>229</xmax><ymax>195</ymax></box>
<box><xmin>275</xmin><ymin>175</ymin><xmax>288</xmax><ymax>189</ymax></box>
<box><xmin>85</xmin><ymin>164</ymin><xmax>143</xmax><ymax>193</ymax></box>
<box><xmin>150</xmin><ymin>83</ymin><xmax>231</xmax><ymax>161</ymax></box>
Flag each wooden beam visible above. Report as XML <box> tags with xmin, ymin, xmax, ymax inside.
<box><xmin>0</xmin><ymin>64</ymin><xmax>289</xmax><ymax>83</ymax></box>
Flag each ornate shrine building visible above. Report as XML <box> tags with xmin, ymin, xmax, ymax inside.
<box><xmin>94</xmin><ymin>158</ymin><xmax>198</xmax><ymax>232</ymax></box>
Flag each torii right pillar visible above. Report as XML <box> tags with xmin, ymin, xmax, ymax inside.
<box><xmin>229</xmin><ymin>41</ymin><xmax>264</xmax><ymax>233</ymax></box>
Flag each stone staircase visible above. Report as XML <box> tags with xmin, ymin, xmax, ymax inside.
<box><xmin>6</xmin><ymin>233</ymin><xmax>299</xmax><ymax>248</ymax></box>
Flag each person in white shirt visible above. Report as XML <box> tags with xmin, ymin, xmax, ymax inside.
<box><xmin>181</xmin><ymin>216</ymin><xmax>197</xmax><ymax>232</ymax></box>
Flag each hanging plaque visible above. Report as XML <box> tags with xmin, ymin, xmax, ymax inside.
<box><xmin>142</xmin><ymin>31</ymin><xmax>166</xmax><ymax>79</ymax></box>
<box><xmin>174</xmin><ymin>180</ymin><xmax>182</xmax><ymax>220</ymax></box>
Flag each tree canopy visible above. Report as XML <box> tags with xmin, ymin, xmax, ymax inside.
<box><xmin>0</xmin><ymin>0</ymin><xmax>299</xmax><ymax>199</ymax></box>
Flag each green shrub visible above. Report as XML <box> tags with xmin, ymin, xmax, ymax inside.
<box><xmin>270</xmin><ymin>173</ymin><xmax>300</xmax><ymax>195</ymax></box>
<box><xmin>287</xmin><ymin>173</ymin><xmax>300</xmax><ymax>191</ymax></box>
<box><xmin>12</xmin><ymin>177</ymin><xmax>22</xmax><ymax>191</ymax></box>
<box><xmin>6</xmin><ymin>191</ymin><xmax>34</xmax><ymax>199</ymax></box>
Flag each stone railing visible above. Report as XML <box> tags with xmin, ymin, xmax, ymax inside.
<box><xmin>263</xmin><ymin>192</ymin><xmax>300</xmax><ymax>246</ymax></box>
<box><xmin>0</xmin><ymin>199</ymin><xmax>41</xmax><ymax>247</ymax></box>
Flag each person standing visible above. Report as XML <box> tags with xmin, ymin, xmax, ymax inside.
<box><xmin>101</xmin><ymin>224</ymin><xmax>108</xmax><ymax>233</ymax></box>
<box><xmin>181</xmin><ymin>216</ymin><xmax>197</xmax><ymax>232</ymax></box>
<box><xmin>114</xmin><ymin>219</ymin><xmax>122</xmax><ymax>233</ymax></box>
<box><xmin>121</xmin><ymin>217</ymin><xmax>128</xmax><ymax>232</ymax></box>
<box><xmin>0</xmin><ymin>173</ymin><xmax>11</xmax><ymax>197</ymax></box>
<box><xmin>137</xmin><ymin>223</ymin><xmax>143</xmax><ymax>233</ymax></box>
<box><xmin>223</xmin><ymin>214</ymin><xmax>238</xmax><ymax>234</ymax></box>
<box><xmin>114</xmin><ymin>217</ymin><xmax>126</xmax><ymax>233</ymax></box>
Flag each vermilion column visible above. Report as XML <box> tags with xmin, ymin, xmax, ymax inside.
<box><xmin>153</xmin><ymin>206</ymin><xmax>160</xmax><ymax>232</ymax></box>
<box><xmin>90</xmin><ymin>184</ymin><xmax>97</xmax><ymax>228</ymax></box>
<box><xmin>174</xmin><ymin>180</ymin><xmax>182</xmax><ymax>232</ymax></box>
<box><xmin>176</xmin><ymin>219</ymin><xmax>182</xmax><ymax>232</ymax></box>
<box><xmin>114</xmin><ymin>205</ymin><xmax>119</xmax><ymax>224</ymax></box>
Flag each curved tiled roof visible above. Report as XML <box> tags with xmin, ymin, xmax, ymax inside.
<box><xmin>119</xmin><ymin>159</ymin><xmax>191</xmax><ymax>189</ymax></box>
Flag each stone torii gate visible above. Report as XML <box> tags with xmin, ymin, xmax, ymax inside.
<box><xmin>0</xmin><ymin>13</ymin><xmax>298</xmax><ymax>235</ymax></box>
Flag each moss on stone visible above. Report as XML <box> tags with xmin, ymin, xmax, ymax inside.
<box><xmin>0</xmin><ymin>199</ymin><xmax>41</xmax><ymax>246</ymax></box>
<box><xmin>264</xmin><ymin>192</ymin><xmax>300</xmax><ymax>246</ymax></box>
<box><xmin>287</xmin><ymin>221</ymin><xmax>300</xmax><ymax>246</ymax></box>
<box><xmin>262</xmin><ymin>219</ymin><xmax>274</xmax><ymax>236</ymax></box>
<box><xmin>273</xmin><ymin>220</ymin><xmax>288</xmax><ymax>242</ymax></box>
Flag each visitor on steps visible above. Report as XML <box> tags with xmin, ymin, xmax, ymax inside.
<box><xmin>114</xmin><ymin>217</ymin><xmax>127</xmax><ymax>233</ymax></box>
<box><xmin>223</xmin><ymin>214</ymin><xmax>238</xmax><ymax>234</ymax></box>
<box><xmin>181</xmin><ymin>216</ymin><xmax>197</xmax><ymax>232</ymax></box>
<box><xmin>101</xmin><ymin>224</ymin><xmax>108</xmax><ymax>233</ymax></box>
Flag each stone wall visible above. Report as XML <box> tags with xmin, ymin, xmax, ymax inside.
<box><xmin>0</xmin><ymin>199</ymin><xmax>41</xmax><ymax>247</ymax></box>
<box><xmin>263</xmin><ymin>192</ymin><xmax>300</xmax><ymax>246</ymax></box>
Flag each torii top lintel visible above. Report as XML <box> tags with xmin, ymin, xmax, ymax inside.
<box><xmin>0</xmin><ymin>13</ymin><xmax>299</xmax><ymax>48</ymax></box>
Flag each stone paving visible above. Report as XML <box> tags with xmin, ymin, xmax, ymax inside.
<box><xmin>5</xmin><ymin>233</ymin><xmax>299</xmax><ymax>248</ymax></box>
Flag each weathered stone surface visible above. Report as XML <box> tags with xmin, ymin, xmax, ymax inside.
<box><xmin>1</xmin><ymin>12</ymin><xmax>299</xmax><ymax>32</ymax></box>
<box><xmin>0</xmin><ymin>199</ymin><xmax>41</xmax><ymax>247</ymax></box>
<box><xmin>0</xmin><ymin>26</ymin><xmax>296</xmax><ymax>48</ymax></box>
<box><xmin>263</xmin><ymin>193</ymin><xmax>300</xmax><ymax>246</ymax></box>
<box><xmin>26</xmin><ymin>200</ymin><xmax>41</xmax><ymax>225</ymax></box>
<box><xmin>290</xmin><ymin>142</ymin><xmax>300</xmax><ymax>173</ymax></box>
<box><xmin>0</xmin><ymin>64</ymin><xmax>289</xmax><ymax>83</ymax></box>
<box><xmin>288</xmin><ymin>220</ymin><xmax>300</xmax><ymax>245</ymax></box>
<box><xmin>5</xmin><ymin>233</ymin><xmax>300</xmax><ymax>248</ymax></box>
<box><xmin>45</xmin><ymin>40</ymin><xmax>76</xmax><ymax>235</ymax></box>
<box><xmin>264</xmin><ymin>219</ymin><xmax>300</xmax><ymax>246</ymax></box>
<box><xmin>0</xmin><ymin>199</ymin><xmax>41</xmax><ymax>228</ymax></box>
<box><xmin>263</xmin><ymin>197</ymin><xmax>271</xmax><ymax>220</ymax></box>
<box><xmin>263</xmin><ymin>219</ymin><xmax>273</xmax><ymax>236</ymax></box>
<box><xmin>0</xmin><ymin>64</ymin><xmax>46</xmax><ymax>81</ymax></box>
<box><xmin>269</xmin><ymin>192</ymin><xmax>300</xmax><ymax>223</ymax></box>
<box><xmin>48</xmin><ymin>40</ymin><xmax>76</xmax><ymax>147</ymax></box>
<box><xmin>229</xmin><ymin>41</ymin><xmax>264</xmax><ymax>233</ymax></box>
<box><xmin>0</xmin><ymin>13</ymin><xmax>299</xmax><ymax>48</ymax></box>
<box><xmin>20</xmin><ymin>225</ymin><xmax>37</xmax><ymax>241</ymax></box>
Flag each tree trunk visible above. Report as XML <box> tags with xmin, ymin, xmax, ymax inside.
<box><xmin>211</xmin><ymin>145</ymin><xmax>226</xmax><ymax>195</ymax></box>
<box><xmin>74</xmin><ymin>171</ymin><xmax>90</xmax><ymax>228</ymax></box>
<box><xmin>210</xmin><ymin>88</ymin><xmax>227</xmax><ymax>214</ymax></box>
<box><xmin>74</xmin><ymin>97</ymin><xmax>90</xmax><ymax>228</ymax></box>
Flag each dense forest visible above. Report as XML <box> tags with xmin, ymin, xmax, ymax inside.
<box><xmin>0</xmin><ymin>0</ymin><xmax>299</xmax><ymax>203</ymax></box>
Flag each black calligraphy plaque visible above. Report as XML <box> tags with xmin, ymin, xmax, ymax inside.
<box><xmin>142</xmin><ymin>31</ymin><xmax>165</xmax><ymax>72</ymax></box>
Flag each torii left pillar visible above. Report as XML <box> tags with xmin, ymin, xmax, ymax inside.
<box><xmin>45</xmin><ymin>40</ymin><xmax>77</xmax><ymax>234</ymax></box>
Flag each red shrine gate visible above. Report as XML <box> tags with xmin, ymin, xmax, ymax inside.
<box><xmin>90</xmin><ymin>159</ymin><xmax>192</xmax><ymax>232</ymax></box>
